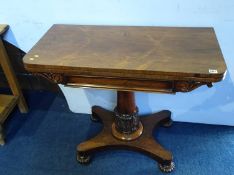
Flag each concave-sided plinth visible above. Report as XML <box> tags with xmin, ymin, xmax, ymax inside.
<box><xmin>77</xmin><ymin>91</ymin><xmax>175</xmax><ymax>173</ymax></box>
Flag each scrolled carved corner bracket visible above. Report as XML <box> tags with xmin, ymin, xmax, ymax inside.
<box><xmin>33</xmin><ymin>72</ymin><xmax>67</xmax><ymax>84</ymax></box>
<box><xmin>173</xmin><ymin>81</ymin><xmax>207</xmax><ymax>92</ymax></box>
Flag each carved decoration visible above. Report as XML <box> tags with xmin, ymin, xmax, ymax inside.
<box><xmin>173</xmin><ymin>81</ymin><xmax>206</xmax><ymax>92</ymax></box>
<box><xmin>114</xmin><ymin>107</ymin><xmax>139</xmax><ymax>134</ymax></box>
<box><xmin>33</xmin><ymin>72</ymin><xmax>67</xmax><ymax>84</ymax></box>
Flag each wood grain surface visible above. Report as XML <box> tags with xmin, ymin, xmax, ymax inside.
<box><xmin>23</xmin><ymin>25</ymin><xmax>226</xmax><ymax>82</ymax></box>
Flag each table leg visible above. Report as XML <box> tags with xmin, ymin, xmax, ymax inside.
<box><xmin>77</xmin><ymin>91</ymin><xmax>175</xmax><ymax>173</ymax></box>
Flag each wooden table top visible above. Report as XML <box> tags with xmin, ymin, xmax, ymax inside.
<box><xmin>23</xmin><ymin>25</ymin><xmax>226</xmax><ymax>83</ymax></box>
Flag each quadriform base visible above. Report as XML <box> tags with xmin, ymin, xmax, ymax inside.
<box><xmin>77</xmin><ymin>91</ymin><xmax>175</xmax><ymax>173</ymax></box>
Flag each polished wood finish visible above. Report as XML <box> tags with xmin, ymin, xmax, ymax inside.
<box><xmin>23</xmin><ymin>25</ymin><xmax>226</xmax><ymax>94</ymax></box>
<box><xmin>117</xmin><ymin>91</ymin><xmax>136</xmax><ymax>114</ymax></box>
<box><xmin>24</xmin><ymin>25</ymin><xmax>226</xmax><ymax>84</ymax></box>
<box><xmin>66</xmin><ymin>75</ymin><xmax>175</xmax><ymax>93</ymax></box>
<box><xmin>0</xmin><ymin>25</ymin><xmax>28</xmax><ymax>145</ymax></box>
<box><xmin>22</xmin><ymin>25</ymin><xmax>227</xmax><ymax>172</ymax></box>
<box><xmin>78</xmin><ymin>106</ymin><xmax>172</xmax><ymax>164</ymax></box>
<box><xmin>112</xmin><ymin>121</ymin><xmax>143</xmax><ymax>141</ymax></box>
<box><xmin>65</xmin><ymin>75</ymin><xmax>211</xmax><ymax>93</ymax></box>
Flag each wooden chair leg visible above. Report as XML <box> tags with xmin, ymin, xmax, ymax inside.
<box><xmin>0</xmin><ymin>124</ymin><xmax>5</xmax><ymax>146</ymax></box>
<box><xmin>0</xmin><ymin>39</ymin><xmax>28</xmax><ymax>113</ymax></box>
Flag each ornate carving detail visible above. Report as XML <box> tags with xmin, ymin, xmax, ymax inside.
<box><xmin>159</xmin><ymin>161</ymin><xmax>175</xmax><ymax>173</ymax></box>
<box><xmin>33</xmin><ymin>72</ymin><xmax>67</xmax><ymax>84</ymax></box>
<box><xmin>173</xmin><ymin>81</ymin><xmax>205</xmax><ymax>92</ymax></box>
<box><xmin>114</xmin><ymin>107</ymin><xmax>139</xmax><ymax>134</ymax></box>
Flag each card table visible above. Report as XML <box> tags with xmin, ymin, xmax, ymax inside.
<box><xmin>23</xmin><ymin>25</ymin><xmax>226</xmax><ymax>172</ymax></box>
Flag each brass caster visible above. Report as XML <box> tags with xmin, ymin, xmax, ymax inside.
<box><xmin>158</xmin><ymin>161</ymin><xmax>175</xmax><ymax>173</ymax></box>
<box><xmin>77</xmin><ymin>152</ymin><xmax>91</xmax><ymax>164</ymax></box>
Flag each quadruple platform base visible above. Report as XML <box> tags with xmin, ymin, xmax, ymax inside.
<box><xmin>77</xmin><ymin>106</ymin><xmax>175</xmax><ymax>173</ymax></box>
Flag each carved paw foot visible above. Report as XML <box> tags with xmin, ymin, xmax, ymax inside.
<box><xmin>158</xmin><ymin>161</ymin><xmax>175</xmax><ymax>173</ymax></box>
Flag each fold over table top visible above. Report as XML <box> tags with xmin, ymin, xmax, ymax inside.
<box><xmin>23</xmin><ymin>25</ymin><xmax>227</xmax><ymax>92</ymax></box>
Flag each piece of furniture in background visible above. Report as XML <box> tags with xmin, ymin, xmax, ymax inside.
<box><xmin>0</xmin><ymin>39</ymin><xmax>59</xmax><ymax>92</ymax></box>
<box><xmin>0</xmin><ymin>25</ymin><xmax>28</xmax><ymax>145</ymax></box>
<box><xmin>23</xmin><ymin>25</ymin><xmax>226</xmax><ymax>173</ymax></box>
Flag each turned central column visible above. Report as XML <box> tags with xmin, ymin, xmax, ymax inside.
<box><xmin>112</xmin><ymin>91</ymin><xmax>143</xmax><ymax>141</ymax></box>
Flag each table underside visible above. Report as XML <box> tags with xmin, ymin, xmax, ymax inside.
<box><xmin>33</xmin><ymin>72</ymin><xmax>214</xmax><ymax>93</ymax></box>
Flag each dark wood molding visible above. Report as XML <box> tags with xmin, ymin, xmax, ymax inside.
<box><xmin>57</xmin><ymin>74</ymin><xmax>213</xmax><ymax>93</ymax></box>
<box><xmin>173</xmin><ymin>81</ymin><xmax>207</xmax><ymax>92</ymax></box>
<box><xmin>33</xmin><ymin>72</ymin><xmax>67</xmax><ymax>84</ymax></box>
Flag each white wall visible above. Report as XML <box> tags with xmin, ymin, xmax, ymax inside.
<box><xmin>1</xmin><ymin>0</ymin><xmax>234</xmax><ymax>125</ymax></box>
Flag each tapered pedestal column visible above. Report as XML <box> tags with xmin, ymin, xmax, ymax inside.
<box><xmin>77</xmin><ymin>91</ymin><xmax>175</xmax><ymax>173</ymax></box>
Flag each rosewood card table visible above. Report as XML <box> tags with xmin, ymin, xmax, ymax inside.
<box><xmin>23</xmin><ymin>25</ymin><xmax>226</xmax><ymax>173</ymax></box>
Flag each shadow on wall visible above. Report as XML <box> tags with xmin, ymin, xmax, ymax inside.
<box><xmin>144</xmin><ymin>71</ymin><xmax>234</xmax><ymax>125</ymax></box>
<box><xmin>178</xmin><ymin>72</ymin><xmax>234</xmax><ymax>125</ymax></box>
<box><xmin>85</xmin><ymin>88</ymin><xmax>116</xmax><ymax>110</ymax></box>
<box><xmin>3</xmin><ymin>28</ymin><xmax>19</xmax><ymax>48</ymax></box>
<box><xmin>59</xmin><ymin>72</ymin><xmax>234</xmax><ymax>126</ymax></box>
<box><xmin>59</xmin><ymin>85</ymin><xmax>117</xmax><ymax>114</ymax></box>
